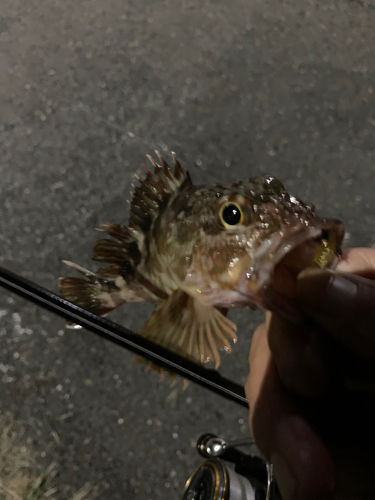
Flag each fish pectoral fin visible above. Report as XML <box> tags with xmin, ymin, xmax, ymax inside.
<box><xmin>138</xmin><ymin>289</ymin><xmax>237</xmax><ymax>369</ymax></box>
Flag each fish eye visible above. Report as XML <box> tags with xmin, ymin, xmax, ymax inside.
<box><xmin>219</xmin><ymin>203</ymin><xmax>244</xmax><ymax>227</ymax></box>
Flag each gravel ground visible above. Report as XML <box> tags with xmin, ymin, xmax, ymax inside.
<box><xmin>1</xmin><ymin>0</ymin><xmax>375</xmax><ymax>498</ymax></box>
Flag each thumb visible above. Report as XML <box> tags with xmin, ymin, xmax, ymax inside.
<box><xmin>296</xmin><ymin>268</ymin><xmax>375</xmax><ymax>358</ymax></box>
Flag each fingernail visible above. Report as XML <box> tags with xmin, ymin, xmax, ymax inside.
<box><xmin>270</xmin><ymin>452</ymin><xmax>295</xmax><ymax>500</ymax></box>
<box><xmin>296</xmin><ymin>269</ymin><xmax>358</xmax><ymax>316</ymax></box>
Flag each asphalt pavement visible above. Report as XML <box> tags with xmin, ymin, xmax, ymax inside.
<box><xmin>1</xmin><ymin>0</ymin><xmax>375</xmax><ymax>498</ymax></box>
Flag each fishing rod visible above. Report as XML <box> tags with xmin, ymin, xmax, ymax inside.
<box><xmin>0</xmin><ymin>267</ymin><xmax>285</xmax><ymax>500</ymax></box>
<box><xmin>0</xmin><ymin>266</ymin><xmax>248</xmax><ymax>408</ymax></box>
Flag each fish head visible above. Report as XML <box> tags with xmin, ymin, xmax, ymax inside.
<box><xmin>185</xmin><ymin>175</ymin><xmax>345</xmax><ymax>315</ymax></box>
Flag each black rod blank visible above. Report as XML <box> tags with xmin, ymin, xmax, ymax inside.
<box><xmin>0</xmin><ymin>267</ymin><xmax>249</xmax><ymax>408</ymax></box>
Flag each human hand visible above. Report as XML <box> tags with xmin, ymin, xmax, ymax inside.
<box><xmin>245</xmin><ymin>248</ymin><xmax>375</xmax><ymax>500</ymax></box>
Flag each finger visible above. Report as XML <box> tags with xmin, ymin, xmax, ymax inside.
<box><xmin>246</xmin><ymin>324</ymin><xmax>334</xmax><ymax>500</ymax></box>
<box><xmin>268</xmin><ymin>310</ymin><xmax>375</xmax><ymax>397</ymax></box>
<box><xmin>296</xmin><ymin>268</ymin><xmax>375</xmax><ymax>358</ymax></box>
<box><xmin>337</xmin><ymin>247</ymin><xmax>375</xmax><ymax>277</ymax></box>
<box><xmin>266</xmin><ymin>314</ymin><xmax>326</xmax><ymax>397</ymax></box>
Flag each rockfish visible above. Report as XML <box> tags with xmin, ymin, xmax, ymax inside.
<box><xmin>60</xmin><ymin>152</ymin><xmax>344</xmax><ymax>369</ymax></box>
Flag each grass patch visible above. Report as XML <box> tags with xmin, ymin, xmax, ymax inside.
<box><xmin>0</xmin><ymin>414</ymin><xmax>91</xmax><ymax>500</ymax></box>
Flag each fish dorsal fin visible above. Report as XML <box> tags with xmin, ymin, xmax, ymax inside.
<box><xmin>129</xmin><ymin>151</ymin><xmax>192</xmax><ymax>235</ymax></box>
<box><xmin>138</xmin><ymin>289</ymin><xmax>237</xmax><ymax>368</ymax></box>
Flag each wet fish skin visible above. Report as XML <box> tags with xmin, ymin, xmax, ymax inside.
<box><xmin>60</xmin><ymin>152</ymin><xmax>344</xmax><ymax>369</ymax></box>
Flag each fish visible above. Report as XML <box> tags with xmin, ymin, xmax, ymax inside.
<box><xmin>59</xmin><ymin>151</ymin><xmax>345</xmax><ymax>370</ymax></box>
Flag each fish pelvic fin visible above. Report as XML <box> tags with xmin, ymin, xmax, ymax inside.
<box><xmin>59</xmin><ymin>261</ymin><xmax>125</xmax><ymax>316</ymax></box>
<box><xmin>138</xmin><ymin>289</ymin><xmax>237</xmax><ymax>369</ymax></box>
<box><xmin>129</xmin><ymin>151</ymin><xmax>192</xmax><ymax>236</ymax></box>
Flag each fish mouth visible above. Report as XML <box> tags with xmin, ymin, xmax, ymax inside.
<box><xmin>246</xmin><ymin>218</ymin><xmax>345</xmax><ymax>317</ymax></box>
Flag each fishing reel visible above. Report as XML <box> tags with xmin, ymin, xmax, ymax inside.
<box><xmin>181</xmin><ymin>433</ymin><xmax>281</xmax><ymax>500</ymax></box>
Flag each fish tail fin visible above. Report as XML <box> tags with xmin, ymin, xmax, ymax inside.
<box><xmin>92</xmin><ymin>223</ymin><xmax>163</xmax><ymax>302</ymax></box>
<box><xmin>59</xmin><ymin>261</ymin><xmax>124</xmax><ymax>316</ymax></box>
<box><xmin>61</xmin><ymin>220</ymin><xmax>162</xmax><ymax>312</ymax></box>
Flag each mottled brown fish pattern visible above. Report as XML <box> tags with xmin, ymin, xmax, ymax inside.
<box><xmin>60</xmin><ymin>152</ymin><xmax>344</xmax><ymax>370</ymax></box>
